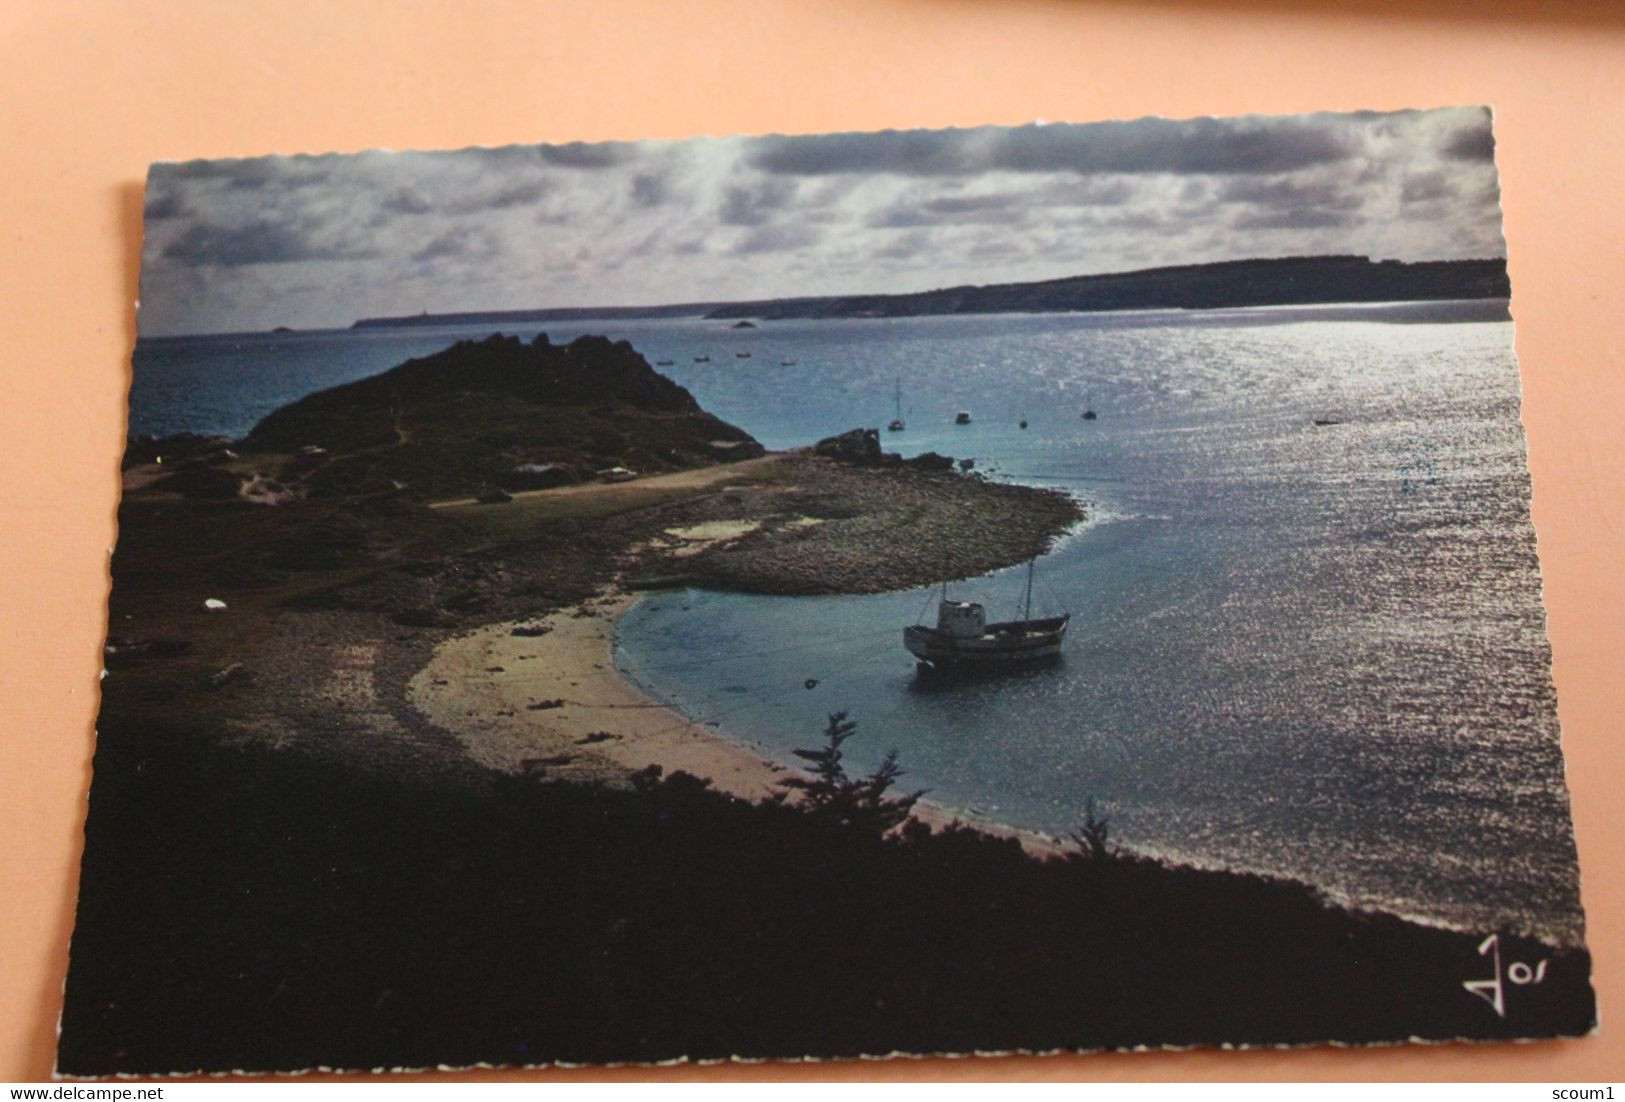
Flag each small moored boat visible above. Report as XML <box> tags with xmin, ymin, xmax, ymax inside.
<box><xmin>905</xmin><ymin>560</ymin><xmax>1068</xmax><ymax>674</ymax></box>
<box><xmin>887</xmin><ymin>377</ymin><xmax>906</xmax><ymax>432</ymax></box>
<box><xmin>954</xmin><ymin>410</ymin><xmax>972</xmax><ymax>425</ymax></box>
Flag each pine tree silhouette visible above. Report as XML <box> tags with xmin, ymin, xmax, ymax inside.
<box><xmin>780</xmin><ymin>711</ymin><xmax>926</xmax><ymax>836</ymax></box>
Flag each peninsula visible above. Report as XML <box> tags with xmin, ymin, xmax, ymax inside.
<box><xmin>106</xmin><ymin>332</ymin><xmax>1083</xmax><ymax>773</ymax></box>
<box><xmin>349</xmin><ymin>254</ymin><xmax>1508</xmax><ymax>330</ymax></box>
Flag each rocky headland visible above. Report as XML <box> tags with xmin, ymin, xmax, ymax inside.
<box><xmin>108</xmin><ymin>334</ymin><xmax>1082</xmax><ymax>777</ymax></box>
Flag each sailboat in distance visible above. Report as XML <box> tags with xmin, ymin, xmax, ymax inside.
<box><xmin>904</xmin><ymin>559</ymin><xmax>1069</xmax><ymax>675</ymax></box>
<box><xmin>887</xmin><ymin>377</ymin><xmax>905</xmax><ymax>432</ymax></box>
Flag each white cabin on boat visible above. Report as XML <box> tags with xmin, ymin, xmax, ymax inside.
<box><xmin>937</xmin><ymin>601</ymin><xmax>987</xmax><ymax>638</ymax></box>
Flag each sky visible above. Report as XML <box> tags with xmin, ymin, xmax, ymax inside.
<box><xmin>138</xmin><ymin>107</ymin><xmax>1503</xmax><ymax>336</ymax></box>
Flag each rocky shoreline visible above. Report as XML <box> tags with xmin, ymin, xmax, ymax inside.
<box><xmin>106</xmin><ymin>332</ymin><xmax>1083</xmax><ymax>793</ymax></box>
<box><xmin>106</xmin><ymin>442</ymin><xmax>1083</xmax><ymax>787</ymax></box>
<box><xmin>626</xmin><ymin>451</ymin><xmax>1084</xmax><ymax>596</ymax></box>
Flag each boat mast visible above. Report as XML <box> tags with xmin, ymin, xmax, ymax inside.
<box><xmin>1023</xmin><ymin>558</ymin><xmax>1035</xmax><ymax>620</ymax></box>
<box><xmin>895</xmin><ymin>377</ymin><xmax>902</xmax><ymax>423</ymax></box>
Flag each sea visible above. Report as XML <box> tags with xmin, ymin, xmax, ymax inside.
<box><xmin>130</xmin><ymin>300</ymin><xmax>1586</xmax><ymax>944</ymax></box>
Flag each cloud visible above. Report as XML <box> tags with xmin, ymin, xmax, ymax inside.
<box><xmin>719</xmin><ymin>178</ymin><xmax>800</xmax><ymax>226</ymax></box>
<box><xmin>871</xmin><ymin>229</ymin><xmax>932</xmax><ymax>261</ymax></box>
<box><xmin>160</xmin><ymin>156</ymin><xmax>331</xmax><ymax>190</ymax></box>
<box><xmin>381</xmin><ymin>188</ymin><xmax>433</xmax><ymax>215</ymax></box>
<box><xmin>734</xmin><ymin>222</ymin><xmax>821</xmax><ymax>255</ymax></box>
<box><xmin>144</xmin><ymin>190</ymin><xmax>188</xmax><ymax>220</ymax></box>
<box><xmin>410</xmin><ymin>226</ymin><xmax>502</xmax><ymax>264</ymax></box>
<box><xmin>867</xmin><ymin>192</ymin><xmax>1024</xmax><ymax>228</ymax></box>
<box><xmin>161</xmin><ymin>220</ymin><xmax>374</xmax><ymax>267</ymax></box>
<box><xmin>1039</xmin><ymin>177</ymin><xmax>1137</xmax><ymax>207</ymax></box>
<box><xmin>538</xmin><ymin>141</ymin><xmax>634</xmax><ymax>169</ymax></box>
<box><xmin>866</xmin><ymin>178</ymin><xmax>1139</xmax><ymax>228</ymax></box>
<box><xmin>1232</xmin><ymin>207</ymin><xmax>1355</xmax><ymax>231</ymax></box>
<box><xmin>1442</xmin><ymin>121</ymin><xmax>1496</xmax><ymax>162</ymax></box>
<box><xmin>749</xmin><ymin>117</ymin><xmax>1355</xmax><ymax>177</ymax></box>
<box><xmin>134</xmin><ymin>108</ymin><xmax>1505</xmax><ymax>335</ymax></box>
<box><xmin>1401</xmin><ymin>171</ymin><xmax>1455</xmax><ymax>203</ymax></box>
<box><xmin>465</xmin><ymin>181</ymin><xmax>547</xmax><ymax>211</ymax></box>
<box><xmin>1220</xmin><ymin>176</ymin><xmax>1362</xmax><ymax>211</ymax></box>
<box><xmin>630</xmin><ymin>171</ymin><xmax>668</xmax><ymax>208</ymax></box>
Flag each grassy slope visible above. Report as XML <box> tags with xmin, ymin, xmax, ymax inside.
<box><xmin>58</xmin><ymin>721</ymin><xmax>1593</xmax><ymax>1075</ymax></box>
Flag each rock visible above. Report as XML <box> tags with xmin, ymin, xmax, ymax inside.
<box><xmin>154</xmin><ymin>463</ymin><xmax>243</xmax><ymax>500</ymax></box>
<box><xmin>390</xmin><ymin>607</ymin><xmax>451</xmax><ymax>628</ymax></box>
<box><xmin>236</xmin><ymin>334</ymin><xmax>763</xmax><ymax>500</ymax></box>
<box><xmin>476</xmin><ymin>488</ymin><xmax>514</xmax><ymax>505</ymax></box>
<box><xmin>208</xmin><ymin>662</ymin><xmax>244</xmax><ymax>688</ymax></box>
<box><xmin>730</xmin><ymin>320</ymin><xmax>758</xmax><ymax>329</ymax></box>
<box><xmin>265</xmin><ymin>514</ymin><xmax>371</xmax><ymax>570</ymax></box>
<box><xmin>707</xmin><ymin>439</ymin><xmax>766</xmax><ymax>462</ymax></box>
<box><xmin>103</xmin><ymin>638</ymin><xmax>152</xmax><ymax>666</ymax></box>
<box><xmin>122</xmin><ymin>433</ymin><xmax>231</xmax><ymax>469</ymax></box>
<box><xmin>288</xmin><ymin>446</ymin><xmax>330</xmax><ymax>472</ymax></box>
<box><xmin>624</xmin><ymin>573</ymin><xmax>701</xmax><ymax>591</ymax></box>
<box><xmin>511</xmin><ymin>623</ymin><xmax>553</xmax><ymax>637</ymax></box>
<box><xmin>509</xmin><ymin>463</ymin><xmax>575</xmax><ymax>490</ymax></box>
<box><xmin>814</xmin><ymin>428</ymin><xmax>883</xmax><ymax>466</ymax></box>
<box><xmin>905</xmin><ymin>451</ymin><xmax>955</xmax><ymax>472</ymax></box>
<box><xmin>203</xmin><ymin>598</ymin><xmax>228</xmax><ymax>612</ymax></box>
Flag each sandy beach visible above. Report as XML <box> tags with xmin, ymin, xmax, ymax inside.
<box><xmin>408</xmin><ymin>584</ymin><xmax>1069</xmax><ymax>856</ymax></box>
<box><xmin>407</xmin><ymin>588</ymin><xmax>790</xmax><ymax>802</ymax></box>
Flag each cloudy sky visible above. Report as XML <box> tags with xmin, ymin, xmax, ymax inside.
<box><xmin>139</xmin><ymin>107</ymin><xmax>1502</xmax><ymax>336</ymax></box>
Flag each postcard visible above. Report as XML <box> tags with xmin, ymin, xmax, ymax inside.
<box><xmin>59</xmin><ymin>107</ymin><xmax>1593</xmax><ymax>1075</ymax></box>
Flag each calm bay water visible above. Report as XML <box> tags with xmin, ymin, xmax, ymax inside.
<box><xmin>134</xmin><ymin>300</ymin><xmax>1584</xmax><ymax>942</ymax></box>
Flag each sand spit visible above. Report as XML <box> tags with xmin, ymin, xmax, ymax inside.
<box><xmin>408</xmin><ymin>589</ymin><xmax>1069</xmax><ymax>858</ymax></box>
<box><xmin>407</xmin><ymin>591</ymin><xmax>787</xmax><ymax>802</ymax></box>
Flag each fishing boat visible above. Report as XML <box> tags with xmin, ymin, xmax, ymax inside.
<box><xmin>694</xmin><ymin>356</ymin><xmax>711</xmax><ymax>363</ymax></box>
<box><xmin>955</xmin><ymin>410</ymin><xmax>972</xmax><ymax>425</ymax></box>
<box><xmin>887</xmin><ymin>377</ymin><xmax>905</xmax><ymax>432</ymax></box>
<box><xmin>904</xmin><ymin>560</ymin><xmax>1069</xmax><ymax>673</ymax></box>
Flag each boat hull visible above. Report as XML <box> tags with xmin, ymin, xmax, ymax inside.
<box><xmin>904</xmin><ymin>614</ymin><xmax>1069</xmax><ymax>670</ymax></box>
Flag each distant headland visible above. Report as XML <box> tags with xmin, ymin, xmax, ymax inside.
<box><xmin>349</xmin><ymin>254</ymin><xmax>1509</xmax><ymax>330</ymax></box>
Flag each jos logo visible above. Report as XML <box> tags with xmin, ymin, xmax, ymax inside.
<box><xmin>1463</xmin><ymin>933</ymin><xmax>1549</xmax><ymax>1017</ymax></box>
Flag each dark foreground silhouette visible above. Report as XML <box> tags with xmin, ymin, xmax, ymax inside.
<box><xmin>58</xmin><ymin>716</ymin><xmax>1593</xmax><ymax>1076</ymax></box>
